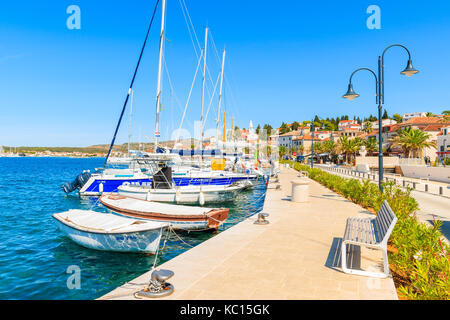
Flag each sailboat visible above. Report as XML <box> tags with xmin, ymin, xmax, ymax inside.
<box><xmin>62</xmin><ymin>0</ymin><xmax>260</xmax><ymax>197</ymax></box>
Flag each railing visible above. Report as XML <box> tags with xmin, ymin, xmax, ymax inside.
<box><xmin>399</xmin><ymin>158</ymin><xmax>426</xmax><ymax>166</ymax></box>
<box><xmin>315</xmin><ymin>164</ymin><xmax>449</xmax><ymax>198</ymax></box>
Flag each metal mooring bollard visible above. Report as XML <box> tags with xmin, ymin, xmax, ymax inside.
<box><xmin>254</xmin><ymin>212</ymin><xmax>269</xmax><ymax>225</ymax></box>
<box><xmin>135</xmin><ymin>269</ymin><xmax>174</xmax><ymax>299</ymax></box>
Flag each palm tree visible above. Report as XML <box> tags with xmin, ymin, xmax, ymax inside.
<box><xmin>339</xmin><ymin>136</ymin><xmax>363</xmax><ymax>164</ymax></box>
<box><xmin>338</xmin><ymin>136</ymin><xmax>353</xmax><ymax>164</ymax></box>
<box><xmin>363</xmin><ymin>137</ymin><xmax>378</xmax><ymax>156</ymax></box>
<box><xmin>313</xmin><ymin>142</ymin><xmax>324</xmax><ymax>154</ymax></box>
<box><xmin>322</xmin><ymin>140</ymin><xmax>337</xmax><ymax>155</ymax></box>
<box><xmin>297</xmin><ymin>145</ymin><xmax>305</xmax><ymax>155</ymax></box>
<box><xmin>363</xmin><ymin>121</ymin><xmax>373</xmax><ymax>134</ymax></box>
<box><xmin>393</xmin><ymin>127</ymin><xmax>436</xmax><ymax>158</ymax></box>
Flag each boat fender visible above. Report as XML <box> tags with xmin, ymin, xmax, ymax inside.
<box><xmin>146</xmin><ymin>191</ymin><xmax>152</xmax><ymax>201</ymax></box>
<box><xmin>199</xmin><ymin>191</ymin><xmax>205</xmax><ymax>206</ymax></box>
<box><xmin>99</xmin><ymin>183</ymin><xmax>104</xmax><ymax>194</ymax></box>
<box><xmin>175</xmin><ymin>190</ymin><xmax>181</xmax><ymax>204</ymax></box>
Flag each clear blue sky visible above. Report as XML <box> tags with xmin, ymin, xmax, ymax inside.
<box><xmin>1</xmin><ymin>0</ymin><xmax>450</xmax><ymax>147</ymax></box>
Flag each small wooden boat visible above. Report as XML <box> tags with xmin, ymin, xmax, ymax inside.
<box><xmin>99</xmin><ymin>195</ymin><xmax>229</xmax><ymax>231</ymax></box>
<box><xmin>53</xmin><ymin>210</ymin><xmax>168</xmax><ymax>253</ymax></box>
<box><xmin>117</xmin><ymin>182</ymin><xmax>244</xmax><ymax>205</ymax></box>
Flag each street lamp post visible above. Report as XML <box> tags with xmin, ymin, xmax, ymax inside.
<box><xmin>444</xmin><ymin>138</ymin><xmax>447</xmax><ymax>165</ymax></box>
<box><xmin>311</xmin><ymin>122</ymin><xmax>315</xmax><ymax>169</ymax></box>
<box><xmin>310</xmin><ymin>121</ymin><xmax>326</xmax><ymax>169</ymax></box>
<box><xmin>343</xmin><ymin>44</ymin><xmax>418</xmax><ymax>192</ymax></box>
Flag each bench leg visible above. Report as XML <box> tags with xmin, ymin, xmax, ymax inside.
<box><xmin>341</xmin><ymin>241</ymin><xmax>389</xmax><ymax>278</ymax></box>
<box><xmin>382</xmin><ymin>247</ymin><xmax>390</xmax><ymax>278</ymax></box>
<box><xmin>341</xmin><ymin>241</ymin><xmax>350</xmax><ymax>274</ymax></box>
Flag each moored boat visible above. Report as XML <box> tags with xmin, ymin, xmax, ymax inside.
<box><xmin>117</xmin><ymin>181</ymin><xmax>246</xmax><ymax>205</ymax></box>
<box><xmin>99</xmin><ymin>195</ymin><xmax>229</xmax><ymax>231</ymax></box>
<box><xmin>53</xmin><ymin>210</ymin><xmax>168</xmax><ymax>253</ymax></box>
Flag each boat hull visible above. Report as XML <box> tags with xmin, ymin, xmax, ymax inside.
<box><xmin>78</xmin><ymin>174</ymin><xmax>259</xmax><ymax>197</ymax></box>
<box><xmin>100</xmin><ymin>196</ymin><xmax>229</xmax><ymax>231</ymax></box>
<box><xmin>53</xmin><ymin>216</ymin><xmax>165</xmax><ymax>254</ymax></box>
<box><xmin>117</xmin><ymin>186</ymin><xmax>238</xmax><ymax>204</ymax></box>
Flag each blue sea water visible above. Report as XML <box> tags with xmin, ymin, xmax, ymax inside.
<box><xmin>0</xmin><ymin>157</ymin><xmax>266</xmax><ymax>300</ymax></box>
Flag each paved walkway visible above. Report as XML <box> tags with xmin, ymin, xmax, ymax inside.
<box><xmin>100</xmin><ymin>167</ymin><xmax>398</xmax><ymax>300</ymax></box>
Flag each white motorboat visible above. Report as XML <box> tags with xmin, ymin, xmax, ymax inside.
<box><xmin>62</xmin><ymin>158</ymin><xmax>259</xmax><ymax>197</ymax></box>
<box><xmin>53</xmin><ymin>210</ymin><xmax>168</xmax><ymax>253</ymax></box>
<box><xmin>117</xmin><ymin>181</ymin><xmax>247</xmax><ymax>205</ymax></box>
<box><xmin>99</xmin><ymin>195</ymin><xmax>229</xmax><ymax>231</ymax></box>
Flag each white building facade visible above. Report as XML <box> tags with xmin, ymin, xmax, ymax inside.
<box><xmin>437</xmin><ymin>126</ymin><xmax>450</xmax><ymax>161</ymax></box>
<box><xmin>402</xmin><ymin>112</ymin><xmax>427</xmax><ymax>122</ymax></box>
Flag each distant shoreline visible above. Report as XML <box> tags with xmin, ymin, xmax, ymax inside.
<box><xmin>0</xmin><ymin>155</ymin><xmax>105</xmax><ymax>159</ymax></box>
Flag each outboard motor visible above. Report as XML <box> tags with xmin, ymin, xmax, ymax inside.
<box><xmin>152</xmin><ymin>166</ymin><xmax>173</xmax><ymax>189</ymax></box>
<box><xmin>62</xmin><ymin>171</ymin><xmax>91</xmax><ymax>194</ymax></box>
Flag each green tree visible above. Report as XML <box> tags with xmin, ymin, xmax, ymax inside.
<box><xmin>278</xmin><ymin>145</ymin><xmax>287</xmax><ymax>157</ymax></box>
<box><xmin>263</xmin><ymin>124</ymin><xmax>273</xmax><ymax>136</ymax></box>
<box><xmin>291</xmin><ymin>121</ymin><xmax>300</xmax><ymax>131</ymax></box>
<box><xmin>442</xmin><ymin>110</ymin><xmax>450</xmax><ymax>115</ymax></box>
<box><xmin>256</xmin><ymin>124</ymin><xmax>261</xmax><ymax>134</ymax></box>
<box><xmin>392</xmin><ymin>113</ymin><xmax>403</xmax><ymax>123</ymax></box>
<box><xmin>382</xmin><ymin>110</ymin><xmax>389</xmax><ymax>119</ymax></box>
<box><xmin>290</xmin><ymin>146</ymin><xmax>297</xmax><ymax>155</ymax></box>
<box><xmin>279</xmin><ymin>122</ymin><xmax>290</xmax><ymax>134</ymax></box>
<box><xmin>302</xmin><ymin>120</ymin><xmax>311</xmax><ymax>126</ymax></box>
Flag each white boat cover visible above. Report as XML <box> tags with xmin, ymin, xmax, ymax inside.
<box><xmin>101</xmin><ymin>195</ymin><xmax>216</xmax><ymax>217</ymax></box>
<box><xmin>54</xmin><ymin>209</ymin><xmax>168</xmax><ymax>233</ymax></box>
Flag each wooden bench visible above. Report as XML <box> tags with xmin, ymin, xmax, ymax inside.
<box><xmin>341</xmin><ymin>200</ymin><xmax>397</xmax><ymax>278</ymax></box>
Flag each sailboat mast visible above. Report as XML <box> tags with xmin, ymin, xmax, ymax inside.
<box><xmin>216</xmin><ymin>49</ymin><xmax>226</xmax><ymax>145</ymax></box>
<box><xmin>223</xmin><ymin>111</ymin><xmax>226</xmax><ymax>144</ymax></box>
<box><xmin>154</xmin><ymin>0</ymin><xmax>166</xmax><ymax>151</ymax></box>
<box><xmin>128</xmin><ymin>89</ymin><xmax>134</xmax><ymax>153</ymax></box>
<box><xmin>200</xmin><ymin>27</ymin><xmax>208</xmax><ymax>150</ymax></box>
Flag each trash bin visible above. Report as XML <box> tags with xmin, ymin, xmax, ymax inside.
<box><xmin>291</xmin><ymin>179</ymin><xmax>309</xmax><ymax>202</ymax></box>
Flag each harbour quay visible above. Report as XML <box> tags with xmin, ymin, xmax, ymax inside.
<box><xmin>100</xmin><ymin>166</ymin><xmax>397</xmax><ymax>300</ymax></box>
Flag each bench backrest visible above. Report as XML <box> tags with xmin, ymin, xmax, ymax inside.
<box><xmin>374</xmin><ymin>200</ymin><xmax>398</xmax><ymax>244</ymax></box>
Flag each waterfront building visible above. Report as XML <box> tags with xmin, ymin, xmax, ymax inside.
<box><xmin>338</xmin><ymin>119</ymin><xmax>361</xmax><ymax>131</ymax></box>
<box><xmin>437</xmin><ymin>126</ymin><xmax>450</xmax><ymax>161</ymax></box>
<box><xmin>363</xmin><ymin>119</ymin><xmax>397</xmax><ymax>130</ymax></box>
<box><xmin>402</xmin><ymin>112</ymin><xmax>427</xmax><ymax>122</ymax></box>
